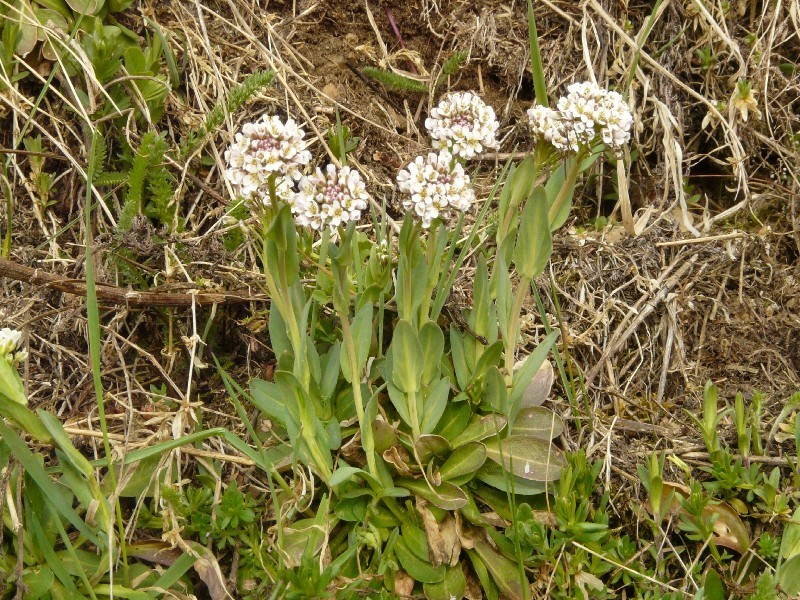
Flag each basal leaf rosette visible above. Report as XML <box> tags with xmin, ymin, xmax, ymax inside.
<box><xmin>396</xmin><ymin>149</ymin><xmax>475</xmax><ymax>229</ymax></box>
<box><xmin>425</xmin><ymin>91</ymin><xmax>499</xmax><ymax>159</ymax></box>
<box><xmin>224</xmin><ymin>114</ymin><xmax>312</xmax><ymax>205</ymax></box>
<box><xmin>292</xmin><ymin>164</ymin><xmax>370</xmax><ymax>231</ymax></box>
<box><xmin>527</xmin><ymin>81</ymin><xmax>633</xmax><ymax>154</ymax></box>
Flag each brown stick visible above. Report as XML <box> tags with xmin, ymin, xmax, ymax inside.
<box><xmin>0</xmin><ymin>257</ymin><xmax>268</xmax><ymax>307</ymax></box>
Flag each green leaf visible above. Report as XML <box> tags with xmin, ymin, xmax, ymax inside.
<box><xmin>448</xmin><ymin>326</ymin><xmax>469</xmax><ymax>390</ymax></box>
<box><xmin>391</xmin><ymin>320</ymin><xmax>423</xmax><ymax>393</ymax></box>
<box><xmin>65</xmin><ymin>0</ymin><xmax>104</xmax><ymax>16</ymax></box>
<box><xmin>484</xmin><ymin>435</ymin><xmax>565</xmax><ymax>482</ymax></box>
<box><xmin>519</xmin><ymin>359</ymin><xmax>554</xmax><ymax>408</ymax></box>
<box><xmin>266</xmin><ymin>204</ymin><xmax>299</xmax><ymax>286</ymax></box>
<box><xmin>435</xmin><ymin>401</ymin><xmax>472</xmax><ymax>442</ymax></box>
<box><xmin>419</xmin><ymin>321</ymin><xmax>445</xmax><ymax>385</ymax></box>
<box><xmin>399</xmin><ymin>478</ymin><xmax>467</xmax><ymax>511</ymax></box>
<box><xmin>778</xmin><ymin>556</ymin><xmax>800</xmax><ymax>596</ymax></box>
<box><xmin>467</xmin><ymin>549</ymin><xmax>499</xmax><ymax>600</ymax></box>
<box><xmin>451</xmin><ymin>415</ymin><xmax>507</xmax><ymax>448</ymax></box>
<box><xmin>511</xmin><ymin>407</ymin><xmax>564</xmax><ymax>440</ymax></box>
<box><xmin>474</xmin><ymin>461</ymin><xmax>548</xmax><ymax>496</ymax></box>
<box><xmin>320</xmin><ymin>342</ymin><xmax>341</xmax><ymax>401</ymax></box>
<box><xmin>387</xmin><ymin>380</ymin><xmax>412</xmax><ymax>427</ymax></box>
<box><xmin>780</xmin><ymin>506</ymin><xmax>800</xmax><ymax>561</ymax></box>
<box><xmin>472</xmin><ymin>538</ymin><xmax>525</xmax><ymax>600</ymax></box>
<box><xmin>508</xmin><ymin>331</ymin><xmax>559</xmax><ymax>424</ymax></box>
<box><xmin>414</xmin><ymin>434</ymin><xmax>452</xmax><ymax>464</ymax></box>
<box><xmin>702</xmin><ymin>569</ymin><xmax>726</xmax><ymax>600</ymax></box>
<box><xmin>268</xmin><ymin>302</ymin><xmax>292</xmax><ymax>361</ymax></box>
<box><xmin>341</xmin><ymin>303</ymin><xmax>373</xmax><ymax>383</ymax></box>
<box><xmin>467</xmin><ymin>341</ymin><xmax>504</xmax><ymax>388</ymax></box>
<box><xmin>0</xmin><ymin>419</ymin><xmax>102</xmax><ymax>548</ymax></box>
<box><xmin>438</xmin><ymin>442</ymin><xmax>487</xmax><ymax>482</ymax></box>
<box><xmin>423</xmin><ymin>566</ymin><xmax>467</xmax><ymax>600</ymax></box>
<box><xmin>250</xmin><ymin>378</ymin><xmax>293</xmax><ymax>427</ymax></box>
<box><xmin>420</xmin><ymin>378</ymin><xmax>450</xmax><ymax>435</ymax></box>
<box><xmin>0</xmin><ymin>359</ymin><xmax>28</xmax><ymax>405</ymax></box>
<box><xmin>335</xmin><ymin>495</ymin><xmax>370</xmax><ymax>522</ymax></box>
<box><xmin>402</xmin><ymin>523</ymin><xmax>431</xmax><ymax>560</ymax></box>
<box><xmin>513</xmin><ymin>185</ymin><xmax>552</xmax><ymax>279</ymax></box>
<box><xmin>0</xmin><ymin>393</ymin><xmax>51</xmax><ymax>442</ymax></box>
<box><xmin>470</xmin><ymin>256</ymin><xmax>497</xmax><ymax>343</ymax></box>
<box><xmin>329</xmin><ymin>466</ymin><xmax>366</xmax><ymax>486</ymax></box>
<box><xmin>38</xmin><ymin>410</ymin><xmax>94</xmax><ymax>478</ymax></box>
<box><xmin>394</xmin><ymin>537</ymin><xmax>445</xmax><ymax>584</ymax></box>
<box><xmin>481</xmin><ymin>366</ymin><xmax>507</xmax><ymax>414</ymax></box>
<box><xmin>21</xmin><ymin>567</ymin><xmax>54</xmax><ymax>599</ymax></box>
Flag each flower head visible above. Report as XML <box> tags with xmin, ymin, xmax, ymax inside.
<box><xmin>224</xmin><ymin>115</ymin><xmax>312</xmax><ymax>203</ymax></box>
<box><xmin>396</xmin><ymin>149</ymin><xmax>475</xmax><ymax>228</ymax></box>
<box><xmin>0</xmin><ymin>328</ymin><xmax>26</xmax><ymax>364</ymax></box>
<box><xmin>527</xmin><ymin>82</ymin><xmax>633</xmax><ymax>153</ymax></box>
<box><xmin>425</xmin><ymin>92</ymin><xmax>499</xmax><ymax>159</ymax></box>
<box><xmin>292</xmin><ymin>164</ymin><xmax>369</xmax><ymax>231</ymax></box>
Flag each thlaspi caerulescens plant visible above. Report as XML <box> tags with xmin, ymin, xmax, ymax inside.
<box><xmin>224</xmin><ymin>81</ymin><xmax>632</xmax><ymax>598</ymax></box>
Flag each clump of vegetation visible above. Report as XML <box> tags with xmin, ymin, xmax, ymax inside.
<box><xmin>1</xmin><ymin>0</ymin><xmax>799</xmax><ymax>599</ymax></box>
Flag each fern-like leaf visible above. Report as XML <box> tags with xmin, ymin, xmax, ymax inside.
<box><xmin>180</xmin><ymin>70</ymin><xmax>275</xmax><ymax>156</ymax></box>
<box><xmin>435</xmin><ymin>51</ymin><xmax>468</xmax><ymax>89</ymax></box>
<box><xmin>362</xmin><ymin>67</ymin><xmax>427</xmax><ymax>93</ymax></box>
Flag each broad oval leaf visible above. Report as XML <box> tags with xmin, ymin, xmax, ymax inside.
<box><xmin>65</xmin><ymin>0</ymin><xmax>104</xmax><ymax>14</ymax></box>
<box><xmin>438</xmin><ymin>442</ymin><xmax>487</xmax><ymax>482</ymax></box>
<box><xmin>519</xmin><ymin>359</ymin><xmax>554</xmax><ymax>408</ymax></box>
<box><xmin>394</xmin><ymin>538</ymin><xmax>445</xmax><ymax>584</ymax></box>
<box><xmin>484</xmin><ymin>435</ymin><xmax>565</xmax><ymax>482</ymax></box>
<box><xmin>511</xmin><ymin>407</ymin><xmax>564</xmax><ymax>440</ymax></box>
<box><xmin>414</xmin><ymin>434</ymin><xmax>452</xmax><ymax>464</ymax></box>
<box><xmin>450</xmin><ymin>415</ymin><xmax>507</xmax><ymax>449</ymax></box>
<box><xmin>423</xmin><ymin>566</ymin><xmax>467</xmax><ymax>600</ymax></box>
<box><xmin>475</xmin><ymin>461</ymin><xmax>549</xmax><ymax>496</ymax></box>
<box><xmin>399</xmin><ymin>478</ymin><xmax>467</xmax><ymax>511</ymax></box>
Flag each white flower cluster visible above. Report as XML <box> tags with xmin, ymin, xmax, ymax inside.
<box><xmin>396</xmin><ymin>150</ymin><xmax>475</xmax><ymax>228</ymax></box>
<box><xmin>425</xmin><ymin>92</ymin><xmax>499</xmax><ymax>159</ymax></box>
<box><xmin>527</xmin><ymin>82</ymin><xmax>633</xmax><ymax>153</ymax></box>
<box><xmin>224</xmin><ymin>114</ymin><xmax>312</xmax><ymax>204</ymax></box>
<box><xmin>0</xmin><ymin>328</ymin><xmax>26</xmax><ymax>364</ymax></box>
<box><xmin>292</xmin><ymin>164</ymin><xmax>370</xmax><ymax>231</ymax></box>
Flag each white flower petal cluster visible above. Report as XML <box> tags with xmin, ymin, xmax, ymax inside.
<box><xmin>527</xmin><ymin>82</ymin><xmax>633</xmax><ymax>153</ymax></box>
<box><xmin>396</xmin><ymin>150</ymin><xmax>475</xmax><ymax>228</ymax></box>
<box><xmin>0</xmin><ymin>328</ymin><xmax>26</xmax><ymax>364</ymax></box>
<box><xmin>425</xmin><ymin>92</ymin><xmax>499</xmax><ymax>159</ymax></box>
<box><xmin>224</xmin><ymin>114</ymin><xmax>312</xmax><ymax>203</ymax></box>
<box><xmin>292</xmin><ymin>164</ymin><xmax>370</xmax><ymax>231</ymax></box>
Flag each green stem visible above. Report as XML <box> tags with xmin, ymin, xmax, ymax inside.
<box><xmin>339</xmin><ymin>314</ymin><xmax>378</xmax><ymax>477</ymax></box>
<box><xmin>407</xmin><ymin>389</ymin><xmax>421</xmax><ymax>441</ymax></box>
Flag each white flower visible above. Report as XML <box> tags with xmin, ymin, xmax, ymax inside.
<box><xmin>292</xmin><ymin>164</ymin><xmax>370</xmax><ymax>231</ymax></box>
<box><xmin>425</xmin><ymin>92</ymin><xmax>499</xmax><ymax>158</ymax></box>
<box><xmin>396</xmin><ymin>149</ymin><xmax>475</xmax><ymax>228</ymax></box>
<box><xmin>527</xmin><ymin>82</ymin><xmax>633</xmax><ymax>153</ymax></box>
<box><xmin>224</xmin><ymin>114</ymin><xmax>312</xmax><ymax>203</ymax></box>
<box><xmin>0</xmin><ymin>328</ymin><xmax>26</xmax><ymax>364</ymax></box>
